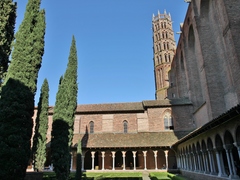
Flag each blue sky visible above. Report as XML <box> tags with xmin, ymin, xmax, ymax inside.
<box><xmin>14</xmin><ymin>0</ymin><xmax>188</xmax><ymax>106</ymax></box>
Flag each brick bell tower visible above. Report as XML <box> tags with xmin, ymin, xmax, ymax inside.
<box><xmin>152</xmin><ymin>10</ymin><xmax>176</xmax><ymax>100</ymax></box>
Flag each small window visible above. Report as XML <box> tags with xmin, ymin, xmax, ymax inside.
<box><xmin>123</xmin><ymin>120</ymin><xmax>128</xmax><ymax>133</ymax></box>
<box><xmin>164</xmin><ymin>112</ymin><xmax>174</xmax><ymax>130</ymax></box>
<box><xmin>89</xmin><ymin>121</ymin><xmax>94</xmax><ymax>134</ymax></box>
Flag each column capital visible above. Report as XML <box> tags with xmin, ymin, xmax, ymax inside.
<box><xmin>132</xmin><ymin>151</ymin><xmax>137</xmax><ymax>157</ymax></box>
<box><xmin>122</xmin><ymin>151</ymin><xmax>126</xmax><ymax>157</ymax></box>
<box><xmin>91</xmin><ymin>151</ymin><xmax>95</xmax><ymax>158</ymax></box>
<box><xmin>143</xmin><ymin>151</ymin><xmax>147</xmax><ymax>156</ymax></box>
<box><xmin>101</xmin><ymin>151</ymin><xmax>105</xmax><ymax>157</ymax></box>
<box><xmin>153</xmin><ymin>150</ymin><xmax>158</xmax><ymax>157</ymax></box>
<box><xmin>164</xmin><ymin>150</ymin><xmax>169</xmax><ymax>156</ymax></box>
<box><xmin>111</xmin><ymin>151</ymin><xmax>116</xmax><ymax>157</ymax></box>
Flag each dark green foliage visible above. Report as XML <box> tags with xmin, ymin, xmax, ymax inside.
<box><xmin>4</xmin><ymin>0</ymin><xmax>45</xmax><ymax>94</ymax></box>
<box><xmin>0</xmin><ymin>78</ymin><xmax>34</xmax><ymax>179</ymax></box>
<box><xmin>32</xmin><ymin>79</ymin><xmax>49</xmax><ymax>171</ymax></box>
<box><xmin>75</xmin><ymin>139</ymin><xmax>82</xmax><ymax>180</ymax></box>
<box><xmin>0</xmin><ymin>0</ymin><xmax>45</xmax><ymax>179</ymax></box>
<box><xmin>51</xmin><ymin>36</ymin><xmax>78</xmax><ymax>179</ymax></box>
<box><xmin>51</xmin><ymin>120</ymin><xmax>70</xmax><ymax>180</ymax></box>
<box><xmin>0</xmin><ymin>0</ymin><xmax>16</xmax><ymax>87</ymax></box>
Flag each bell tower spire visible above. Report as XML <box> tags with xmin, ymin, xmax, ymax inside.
<box><xmin>152</xmin><ymin>10</ymin><xmax>176</xmax><ymax>100</ymax></box>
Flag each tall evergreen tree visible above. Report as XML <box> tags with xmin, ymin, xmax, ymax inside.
<box><xmin>0</xmin><ymin>0</ymin><xmax>45</xmax><ymax>179</ymax></box>
<box><xmin>75</xmin><ymin>139</ymin><xmax>82</xmax><ymax>180</ymax></box>
<box><xmin>51</xmin><ymin>36</ymin><xmax>78</xmax><ymax>180</ymax></box>
<box><xmin>32</xmin><ymin>79</ymin><xmax>49</xmax><ymax>172</ymax></box>
<box><xmin>0</xmin><ymin>0</ymin><xmax>16</xmax><ymax>87</ymax></box>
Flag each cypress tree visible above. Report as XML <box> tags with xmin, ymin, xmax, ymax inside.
<box><xmin>75</xmin><ymin>139</ymin><xmax>82</xmax><ymax>180</ymax></box>
<box><xmin>51</xmin><ymin>36</ymin><xmax>78</xmax><ymax>180</ymax></box>
<box><xmin>0</xmin><ymin>0</ymin><xmax>16</xmax><ymax>87</ymax></box>
<box><xmin>32</xmin><ymin>79</ymin><xmax>49</xmax><ymax>172</ymax></box>
<box><xmin>0</xmin><ymin>0</ymin><xmax>45</xmax><ymax>179</ymax></box>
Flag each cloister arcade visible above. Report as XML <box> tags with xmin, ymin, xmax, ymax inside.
<box><xmin>70</xmin><ymin>148</ymin><xmax>177</xmax><ymax>171</ymax></box>
<box><xmin>176</xmin><ymin>124</ymin><xmax>240</xmax><ymax>179</ymax></box>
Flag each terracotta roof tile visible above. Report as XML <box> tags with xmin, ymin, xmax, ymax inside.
<box><xmin>72</xmin><ymin>131</ymin><xmax>189</xmax><ymax>148</ymax></box>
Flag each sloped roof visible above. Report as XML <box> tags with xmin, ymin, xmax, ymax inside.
<box><xmin>172</xmin><ymin>104</ymin><xmax>240</xmax><ymax>147</ymax></box>
<box><xmin>72</xmin><ymin>131</ymin><xmax>189</xmax><ymax>149</ymax></box>
<box><xmin>45</xmin><ymin>99</ymin><xmax>192</xmax><ymax>115</ymax></box>
<box><xmin>76</xmin><ymin>102</ymin><xmax>144</xmax><ymax>114</ymax></box>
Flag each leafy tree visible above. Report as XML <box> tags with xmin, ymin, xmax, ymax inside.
<box><xmin>0</xmin><ymin>0</ymin><xmax>45</xmax><ymax>178</ymax></box>
<box><xmin>75</xmin><ymin>139</ymin><xmax>82</xmax><ymax>180</ymax></box>
<box><xmin>0</xmin><ymin>0</ymin><xmax>16</xmax><ymax>87</ymax></box>
<box><xmin>51</xmin><ymin>36</ymin><xmax>78</xmax><ymax>180</ymax></box>
<box><xmin>32</xmin><ymin>79</ymin><xmax>49</xmax><ymax>172</ymax></box>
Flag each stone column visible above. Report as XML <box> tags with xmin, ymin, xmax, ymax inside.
<box><xmin>192</xmin><ymin>153</ymin><xmax>196</xmax><ymax>171</ymax></box>
<box><xmin>91</xmin><ymin>151</ymin><xmax>95</xmax><ymax>170</ymax></box>
<box><xmin>215</xmin><ymin>148</ymin><xmax>227</xmax><ymax>177</ymax></box>
<box><xmin>143</xmin><ymin>151</ymin><xmax>147</xmax><ymax>170</ymax></box>
<box><xmin>111</xmin><ymin>151</ymin><xmax>116</xmax><ymax>170</ymax></box>
<box><xmin>207</xmin><ymin>149</ymin><xmax>214</xmax><ymax>174</ymax></box>
<box><xmin>81</xmin><ymin>155</ymin><xmax>85</xmax><ymax>171</ymax></box>
<box><xmin>197</xmin><ymin>152</ymin><xmax>202</xmax><ymax>172</ymax></box>
<box><xmin>132</xmin><ymin>151</ymin><xmax>137</xmax><ymax>170</ymax></box>
<box><xmin>164</xmin><ymin>150</ymin><xmax>169</xmax><ymax>169</ymax></box>
<box><xmin>219</xmin><ymin>151</ymin><xmax>227</xmax><ymax>176</ymax></box>
<box><xmin>101</xmin><ymin>151</ymin><xmax>105</xmax><ymax>170</ymax></box>
<box><xmin>122</xmin><ymin>151</ymin><xmax>126</xmax><ymax>170</ymax></box>
<box><xmin>224</xmin><ymin>145</ymin><xmax>239</xmax><ymax>179</ymax></box>
<box><xmin>233</xmin><ymin>142</ymin><xmax>240</xmax><ymax>160</ymax></box>
<box><xmin>179</xmin><ymin>155</ymin><xmax>182</xmax><ymax>169</ymax></box>
<box><xmin>203</xmin><ymin>151</ymin><xmax>209</xmax><ymax>173</ymax></box>
<box><xmin>153</xmin><ymin>150</ymin><xmax>158</xmax><ymax>170</ymax></box>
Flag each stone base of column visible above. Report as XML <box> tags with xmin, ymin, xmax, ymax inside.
<box><xmin>218</xmin><ymin>173</ymin><xmax>228</xmax><ymax>178</ymax></box>
<box><xmin>228</xmin><ymin>174</ymin><xmax>239</xmax><ymax>179</ymax></box>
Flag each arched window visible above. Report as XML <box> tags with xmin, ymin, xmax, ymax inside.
<box><xmin>123</xmin><ymin>120</ymin><xmax>128</xmax><ymax>133</ymax></box>
<box><xmin>168</xmin><ymin>54</ymin><xmax>171</xmax><ymax>62</ymax></box>
<box><xmin>162</xmin><ymin>32</ymin><xmax>165</xmax><ymax>39</ymax></box>
<box><xmin>166</xmin><ymin>32</ymin><xmax>168</xmax><ymax>38</ymax></box>
<box><xmin>89</xmin><ymin>121</ymin><xmax>94</xmax><ymax>134</ymax></box>
<box><xmin>164</xmin><ymin>112</ymin><xmax>173</xmax><ymax>130</ymax></box>
<box><xmin>167</xmin><ymin>42</ymin><xmax>169</xmax><ymax>50</ymax></box>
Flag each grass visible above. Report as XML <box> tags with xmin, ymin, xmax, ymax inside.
<box><xmin>43</xmin><ymin>171</ymin><xmax>142</xmax><ymax>180</ymax></box>
<box><xmin>149</xmin><ymin>172</ymin><xmax>187</xmax><ymax>180</ymax></box>
<box><xmin>43</xmin><ymin>171</ymin><xmax>187</xmax><ymax>180</ymax></box>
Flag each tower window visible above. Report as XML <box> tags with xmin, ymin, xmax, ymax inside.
<box><xmin>123</xmin><ymin>120</ymin><xmax>128</xmax><ymax>133</ymax></box>
<box><xmin>89</xmin><ymin>121</ymin><xmax>94</xmax><ymax>134</ymax></box>
<box><xmin>168</xmin><ymin>54</ymin><xmax>171</xmax><ymax>62</ymax></box>
<box><xmin>164</xmin><ymin>112</ymin><xmax>173</xmax><ymax>130</ymax></box>
<box><xmin>167</xmin><ymin>42</ymin><xmax>169</xmax><ymax>50</ymax></box>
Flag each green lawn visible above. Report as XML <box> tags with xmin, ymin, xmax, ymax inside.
<box><xmin>43</xmin><ymin>171</ymin><xmax>187</xmax><ymax>180</ymax></box>
<box><xmin>149</xmin><ymin>172</ymin><xmax>187</xmax><ymax>180</ymax></box>
<box><xmin>43</xmin><ymin>172</ymin><xmax>142</xmax><ymax>180</ymax></box>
